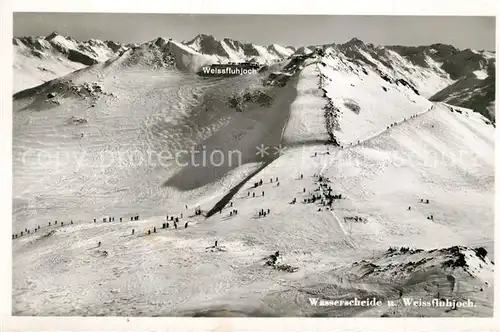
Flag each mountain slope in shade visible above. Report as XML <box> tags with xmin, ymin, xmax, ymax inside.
<box><xmin>389</xmin><ymin>44</ymin><xmax>496</xmax><ymax>122</ymax></box>
<box><xmin>430</xmin><ymin>57</ymin><xmax>495</xmax><ymax>123</ymax></box>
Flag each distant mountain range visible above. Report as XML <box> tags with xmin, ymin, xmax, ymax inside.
<box><xmin>13</xmin><ymin>32</ymin><xmax>495</xmax><ymax>121</ymax></box>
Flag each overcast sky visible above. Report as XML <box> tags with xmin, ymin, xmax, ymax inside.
<box><xmin>13</xmin><ymin>13</ymin><xmax>496</xmax><ymax>50</ymax></box>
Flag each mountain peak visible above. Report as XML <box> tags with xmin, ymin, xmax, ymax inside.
<box><xmin>184</xmin><ymin>34</ymin><xmax>229</xmax><ymax>58</ymax></box>
<box><xmin>191</xmin><ymin>33</ymin><xmax>217</xmax><ymax>42</ymax></box>
<box><xmin>345</xmin><ymin>37</ymin><xmax>365</xmax><ymax>46</ymax></box>
<box><xmin>152</xmin><ymin>37</ymin><xmax>168</xmax><ymax>47</ymax></box>
<box><xmin>45</xmin><ymin>31</ymin><xmax>61</xmax><ymax>41</ymax></box>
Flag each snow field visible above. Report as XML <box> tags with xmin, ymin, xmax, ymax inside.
<box><xmin>12</xmin><ymin>47</ymin><xmax>495</xmax><ymax>316</ymax></box>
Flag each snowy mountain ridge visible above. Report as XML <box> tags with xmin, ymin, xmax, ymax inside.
<box><xmin>291</xmin><ymin>245</ymin><xmax>494</xmax><ymax>317</ymax></box>
<box><xmin>13</xmin><ymin>32</ymin><xmax>132</xmax><ymax>92</ymax></box>
<box><xmin>352</xmin><ymin>245</ymin><xmax>494</xmax><ymax>283</ymax></box>
<box><xmin>13</xmin><ymin>32</ymin><xmax>295</xmax><ymax>92</ymax></box>
<box><xmin>13</xmin><ymin>32</ymin><xmax>496</xmax><ymax>123</ymax></box>
<box><xmin>183</xmin><ymin>33</ymin><xmax>295</xmax><ymax>63</ymax></box>
<box><xmin>327</xmin><ymin>39</ymin><xmax>496</xmax><ymax>121</ymax></box>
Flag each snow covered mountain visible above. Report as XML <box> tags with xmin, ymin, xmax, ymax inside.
<box><xmin>13</xmin><ymin>33</ymin><xmax>296</xmax><ymax>93</ymax></box>
<box><xmin>429</xmin><ymin>50</ymin><xmax>495</xmax><ymax>122</ymax></box>
<box><xmin>184</xmin><ymin>34</ymin><xmax>295</xmax><ymax>64</ymax></box>
<box><xmin>12</xmin><ymin>34</ymin><xmax>494</xmax><ymax>316</ymax></box>
<box><xmin>315</xmin><ymin>39</ymin><xmax>496</xmax><ymax>122</ymax></box>
<box><xmin>13</xmin><ymin>32</ymin><xmax>130</xmax><ymax>92</ymax></box>
<box><xmin>14</xmin><ymin>33</ymin><xmax>495</xmax><ymax>122</ymax></box>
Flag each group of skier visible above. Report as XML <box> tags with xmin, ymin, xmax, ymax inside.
<box><xmin>408</xmin><ymin>198</ymin><xmax>435</xmax><ymax>221</ymax></box>
<box><xmin>14</xmin><ymin>169</ymin><xmax>338</xmax><ymax>246</ymax></box>
<box><xmin>13</xmin><ymin>214</ymin><xmax>142</xmax><ymax>240</ymax></box>
<box><xmin>258</xmin><ymin>208</ymin><xmax>271</xmax><ymax>218</ymax></box>
<box><xmin>248</xmin><ymin>177</ymin><xmax>281</xmax><ymax>198</ymax></box>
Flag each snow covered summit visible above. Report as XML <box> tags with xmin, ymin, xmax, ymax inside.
<box><xmin>183</xmin><ymin>33</ymin><xmax>295</xmax><ymax>64</ymax></box>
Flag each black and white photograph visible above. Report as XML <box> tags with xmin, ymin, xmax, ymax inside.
<box><xmin>8</xmin><ymin>7</ymin><xmax>496</xmax><ymax>321</ymax></box>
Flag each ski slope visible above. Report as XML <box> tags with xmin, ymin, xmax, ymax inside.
<box><xmin>12</xmin><ymin>49</ymin><xmax>495</xmax><ymax>317</ymax></box>
<box><xmin>12</xmin><ymin>54</ymin><xmax>294</xmax><ymax>233</ymax></box>
<box><xmin>283</xmin><ymin>51</ymin><xmax>434</xmax><ymax>146</ymax></box>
